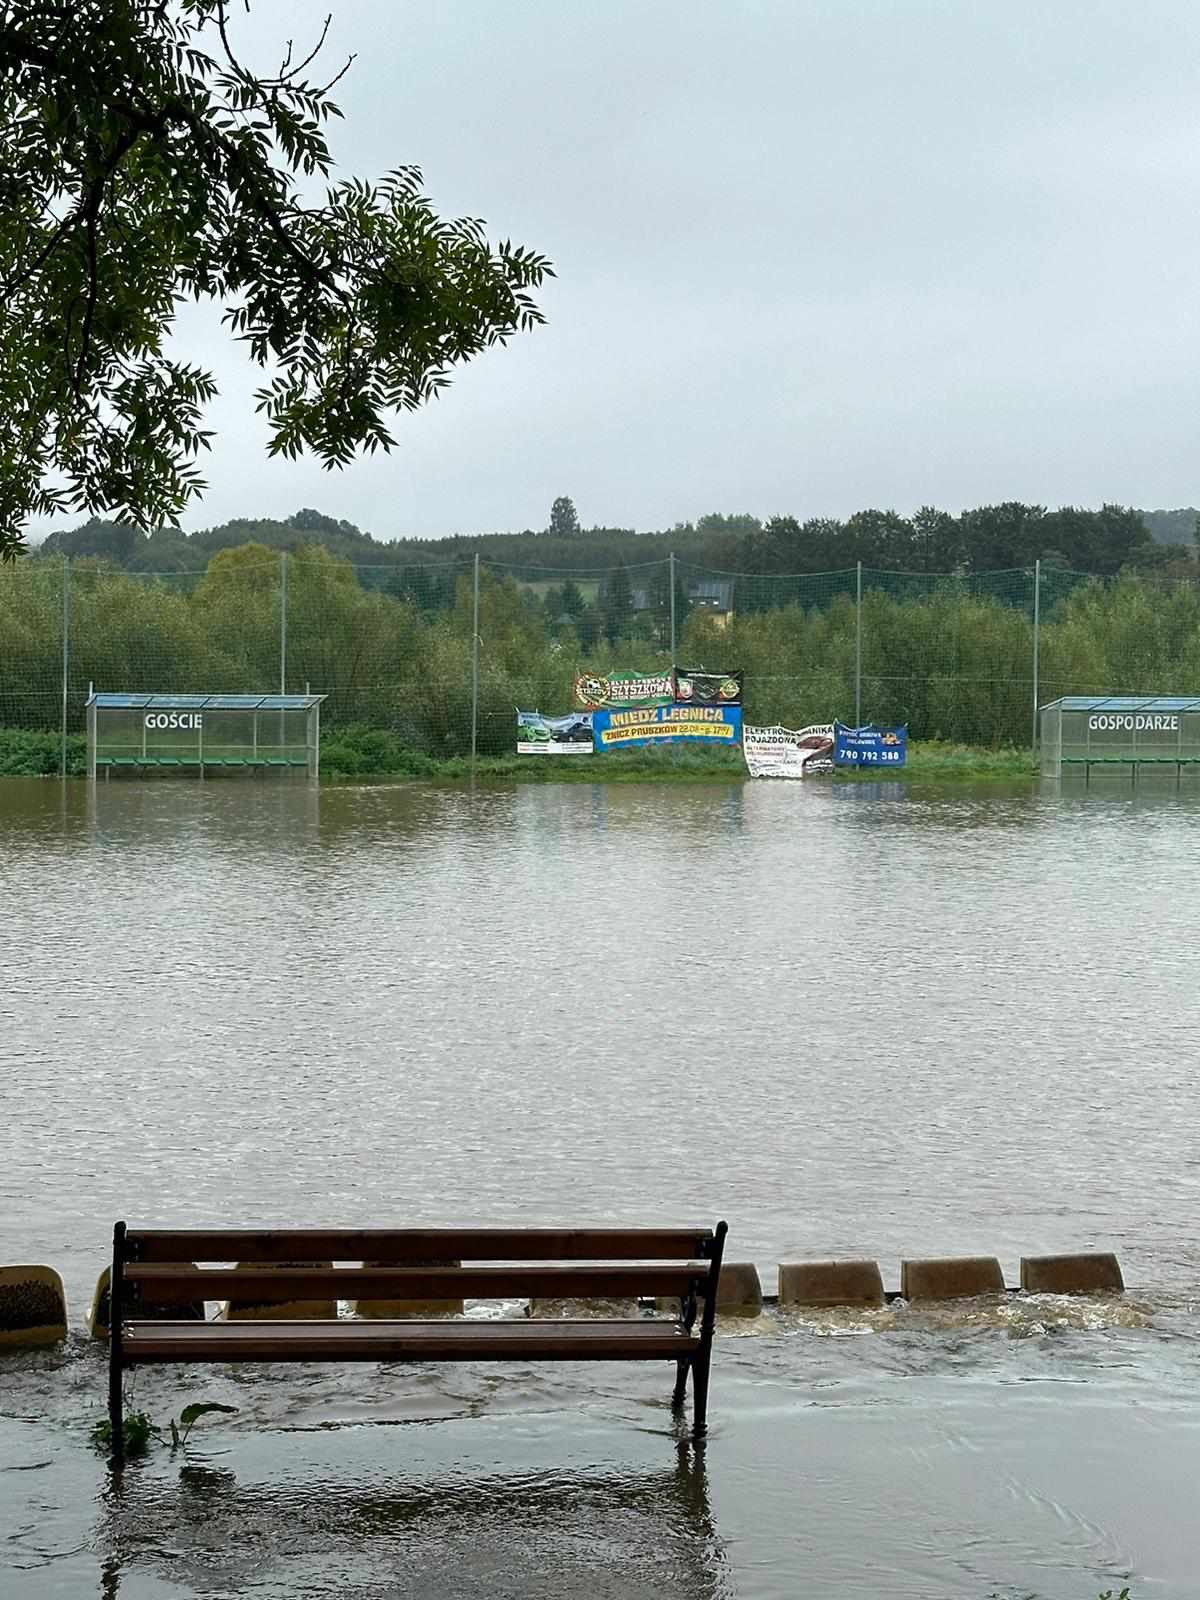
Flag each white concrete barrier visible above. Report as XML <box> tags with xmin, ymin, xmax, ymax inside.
<box><xmin>901</xmin><ymin>1257</ymin><xmax>1005</xmax><ymax>1300</ymax></box>
<box><xmin>88</xmin><ymin>1265</ymin><xmax>205</xmax><ymax>1339</ymax></box>
<box><xmin>0</xmin><ymin>1265</ymin><xmax>67</xmax><ymax>1349</ymax></box>
<box><xmin>778</xmin><ymin>1260</ymin><xmax>884</xmax><ymax>1307</ymax></box>
<box><xmin>352</xmin><ymin>1261</ymin><xmax>464</xmax><ymax>1319</ymax></box>
<box><xmin>1020</xmin><ymin>1253</ymin><xmax>1124</xmax><ymax>1294</ymax></box>
<box><xmin>714</xmin><ymin>1262</ymin><xmax>764</xmax><ymax>1315</ymax></box>
<box><xmin>657</xmin><ymin>1262</ymin><xmax>764</xmax><ymax>1316</ymax></box>
<box><xmin>220</xmin><ymin>1262</ymin><xmax>336</xmax><ymax>1321</ymax></box>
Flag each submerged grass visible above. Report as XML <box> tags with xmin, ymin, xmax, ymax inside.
<box><xmin>833</xmin><ymin>740</ymin><xmax>1036</xmax><ymax>783</ymax></box>
<box><xmin>0</xmin><ymin>726</ymin><xmax>1037</xmax><ymax>785</ymax></box>
<box><xmin>320</xmin><ymin>728</ymin><xmax>1037</xmax><ymax>784</ymax></box>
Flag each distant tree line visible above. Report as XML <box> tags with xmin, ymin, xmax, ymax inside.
<box><xmin>4</xmin><ymin>538</ymin><xmax>1200</xmax><ymax>753</ymax></box>
<box><xmin>29</xmin><ymin>498</ymin><xmax>1199</xmax><ymax>581</ymax></box>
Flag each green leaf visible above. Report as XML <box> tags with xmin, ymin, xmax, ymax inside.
<box><xmin>178</xmin><ymin>1402</ymin><xmax>238</xmax><ymax>1427</ymax></box>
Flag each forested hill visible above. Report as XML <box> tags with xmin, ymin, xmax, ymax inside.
<box><xmin>1141</xmin><ymin>508</ymin><xmax>1198</xmax><ymax>545</ymax></box>
<box><xmin>29</xmin><ymin>500</ymin><xmax>1199</xmax><ymax>579</ymax></box>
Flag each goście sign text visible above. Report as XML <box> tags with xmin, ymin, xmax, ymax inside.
<box><xmin>144</xmin><ymin>712</ymin><xmax>202</xmax><ymax>729</ymax></box>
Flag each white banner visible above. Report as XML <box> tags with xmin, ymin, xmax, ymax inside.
<box><xmin>516</xmin><ymin>709</ymin><xmax>594</xmax><ymax>754</ymax></box>
<box><xmin>744</xmin><ymin>723</ymin><xmax>835</xmax><ymax>778</ymax></box>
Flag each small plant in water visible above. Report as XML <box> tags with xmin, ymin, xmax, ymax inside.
<box><xmin>90</xmin><ymin>1401</ymin><xmax>237</xmax><ymax>1457</ymax></box>
<box><xmin>167</xmin><ymin>1402</ymin><xmax>238</xmax><ymax>1450</ymax></box>
<box><xmin>1098</xmin><ymin>1589</ymin><xmax>1132</xmax><ymax>1599</ymax></box>
<box><xmin>90</xmin><ymin>1410</ymin><xmax>160</xmax><ymax>1457</ymax></box>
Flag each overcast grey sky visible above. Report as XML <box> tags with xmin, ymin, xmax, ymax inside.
<box><xmin>120</xmin><ymin>1</ymin><xmax>1200</xmax><ymax>536</ymax></box>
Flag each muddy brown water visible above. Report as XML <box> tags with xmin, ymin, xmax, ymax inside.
<box><xmin>2</xmin><ymin>774</ymin><xmax>1198</xmax><ymax>1598</ymax></box>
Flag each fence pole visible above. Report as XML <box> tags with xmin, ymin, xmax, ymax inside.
<box><xmin>60</xmin><ymin>555</ymin><xmax>70</xmax><ymax>778</ymax></box>
<box><xmin>854</xmin><ymin>560</ymin><xmax>863</xmax><ymax>726</ymax></box>
<box><xmin>279</xmin><ymin>551</ymin><xmax>288</xmax><ymax>694</ymax></box>
<box><xmin>669</xmin><ymin>551</ymin><xmax>677</xmax><ymax>662</ymax></box>
<box><xmin>1031</xmin><ymin>558</ymin><xmax>1041</xmax><ymax>752</ymax></box>
<box><xmin>470</xmin><ymin>553</ymin><xmax>480</xmax><ymax>767</ymax></box>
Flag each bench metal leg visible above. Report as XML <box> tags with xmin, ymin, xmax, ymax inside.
<box><xmin>691</xmin><ymin>1218</ymin><xmax>725</xmax><ymax>1437</ymax></box>
<box><xmin>671</xmin><ymin>1358</ymin><xmax>690</xmax><ymax>1410</ymax></box>
<box><xmin>108</xmin><ymin>1222</ymin><xmax>126</xmax><ymax>1464</ymax></box>
<box><xmin>691</xmin><ymin>1349</ymin><xmax>712</xmax><ymax>1437</ymax></box>
<box><xmin>108</xmin><ymin>1359</ymin><xmax>124</xmax><ymax>1464</ymax></box>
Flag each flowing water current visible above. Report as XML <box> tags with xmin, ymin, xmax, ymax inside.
<box><xmin>1</xmin><ymin>774</ymin><xmax>1198</xmax><ymax>1598</ymax></box>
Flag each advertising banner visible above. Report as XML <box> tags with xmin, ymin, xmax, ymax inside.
<box><xmin>673</xmin><ymin>669</ymin><xmax>743</xmax><ymax>707</ymax></box>
<box><xmin>833</xmin><ymin>722</ymin><xmax>907</xmax><ymax>767</ymax></box>
<box><xmin>573</xmin><ymin>671</ymin><xmax>674</xmax><ymax>710</ymax></box>
<box><xmin>743</xmin><ymin>723</ymin><xmax>835</xmax><ymax>778</ymax></box>
<box><xmin>592</xmin><ymin>704</ymin><xmax>742</xmax><ymax>749</ymax></box>
<box><xmin>516</xmin><ymin>709</ymin><xmax>594</xmax><ymax>755</ymax></box>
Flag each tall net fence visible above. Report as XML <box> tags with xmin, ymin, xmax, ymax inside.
<box><xmin>4</xmin><ymin>550</ymin><xmax>1200</xmax><ymax>769</ymax></box>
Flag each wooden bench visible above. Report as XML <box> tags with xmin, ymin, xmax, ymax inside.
<box><xmin>106</xmin><ymin>1222</ymin><xmax>727</xmax><ymax>1460</ymax></box>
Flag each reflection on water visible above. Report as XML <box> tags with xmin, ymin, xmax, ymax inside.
<box><xmin>3</xmin><ymin>773</ymin><xmax>1200</xmax><ymax>1597</ymax></box>
<box><xmin>96</xmin><ymin>1441</ymin><xmax>726</xmax><ymax>1600</ymax></box>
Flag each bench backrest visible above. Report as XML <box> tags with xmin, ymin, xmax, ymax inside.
<box><xmin>122</xmin><ymin>1227</ymin><xmax>719</xmax><ymax>1262</ymax></box>
<box><xmin>111</xmin><ymin>1224</ymin><xmax>727</xmax><ymax>1322</ymax></box>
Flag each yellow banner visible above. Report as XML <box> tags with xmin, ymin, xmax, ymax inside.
<box><xmin>599</xmin><ymin>721</ymin><xmax>737</xmax><ymax>746</ymax></box>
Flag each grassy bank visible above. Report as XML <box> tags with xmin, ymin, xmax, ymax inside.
<box><xmin>0</xmin><ymin>726</ymin><xmax>1037</xmax><ymax>783</ymax></box>
<box><xmin>832</xmin><ymin>740</ymin><xmax>1037</xmax><ymax>782</ymax></box>
<box><xmin>322</xmin><ymin>727</ymin><xmax>1036</xmax><ymax>781</ymax></box>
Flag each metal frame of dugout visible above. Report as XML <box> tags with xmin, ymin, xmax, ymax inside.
<box><xmin>1039</xmin><ymin>694</ymin><xmax>1200</xmax><ymax>783</ymax></box>
<box><xmin>86</xmin><ymin>692</ymin><xmax>325</xmax><ymax>780</ymax></box>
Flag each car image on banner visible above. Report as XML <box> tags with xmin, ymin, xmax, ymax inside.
<box><xmin>516</xmin><ymin>710</ymin><xmax>594</xmax><ymax>754</ymax></box>
<box><xmin>743</xmin><ymin>723</ymin><xmax>835</xmax><ymax>777</ymax></box>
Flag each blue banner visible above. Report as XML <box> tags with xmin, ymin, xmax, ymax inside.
<box><xmin>833</xmin><ymin>722</ymin><xmax>907</xmax><ymax>766</ymax></box>
<box><xmin>592</xmin><ymin>704</ymin><xmax>743</xmax><ymax>750</ymax></box>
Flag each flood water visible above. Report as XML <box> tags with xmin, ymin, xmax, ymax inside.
<box><xmin>2</xmin><ymin>773</ymin><xmax>1198</xmax><ymax>1598</ymax></box>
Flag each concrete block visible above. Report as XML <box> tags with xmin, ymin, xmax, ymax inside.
<box><xmin>714</xmin><ymin>1262</ymin><xmax>763</xmax><ymax>1315</ymax></box>
<box><xmin>1020</xmin><ymin>1253</ymin><xmax>1124</xmax><ymax>1295</ymax></box>
<box><xmin>221</xmin><ymin>1262</ymin><xmax>336</xmax><ymax>1321</ymax></box>
<box><xmin>901</xmin><ymin>1256</ymin><xmax>1004</xmax><ymax>1301</ymax></box>
<box><xmin>88</xmin><ymin>1266</ymin><xmax>205</xmax><ymax>1339</ymax></box>
<box><xmin>778</xmin><ymin>1260</ymin><xmax>884</xmax><ymax>1307</ymax></box>
<box><xmin>528</xmin><ymin>1297</ymin><xmax>638</xmax><ymax>1317</ymax></box>
<box><xmin>655</xmin><ymin>1262</ymin><xmax>764</xmax><ymax>1316</ymax></box>
<box><xmin>0</xmin><ymin>1265</ymin><xmax>67</xmax><ymax>1349</ymax></box>
<box><xmin>352</xmin><ymin>1261</ymin><xmax>464</xmax><ymax>1319</ymax></box>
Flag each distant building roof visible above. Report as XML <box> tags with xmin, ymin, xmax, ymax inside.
<box><xmin>1042</xmin><ymin>695</ymin><xmax>1200</xmax><ymax>711</ymax></box>
<box><xmin>686</xmin><ymin>578</ymin><xmax>733</xmax><ymax>607</ymax></box>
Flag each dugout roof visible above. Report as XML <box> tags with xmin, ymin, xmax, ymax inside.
<box><xmin>1041</xmin><ymin>695</ymin><xmax>1200</xmax><ymax>712</ymax></box>
<box><xmin>87</xmin><ymin>693</ymin><xmax>324</xmax><ymax>710</ymax></box>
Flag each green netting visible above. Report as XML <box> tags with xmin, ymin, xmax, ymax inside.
<box><xmin>3</xmin><ymin>551</ymin><xmax>1199</xmax><ymax>768</ymax></box>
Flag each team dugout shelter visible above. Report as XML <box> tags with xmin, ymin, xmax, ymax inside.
<box><xmin>1040</xmin><ymin>695</ymin><xmax>1200</xmax><ymax>782</ymax></box>
<box><xmin>86</xmin><ymin>692</ymin><xmax>325</xmax><ymax>779</ymax></box>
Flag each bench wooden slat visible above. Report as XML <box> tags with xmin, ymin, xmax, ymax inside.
<box><xmin>122</xmin><ymin>1318</ymin><xmax>702</xmax><ymax>1363</ymax></box>
<box><xmin>125</xmin><ymin>1228</ymin><xmax>716</xmax><ymax>1263</ymax></box>
<box><xmin>124</xmin><ymin>1263</ymin><xmax>711</xmax><ymax>1303</ymax></box>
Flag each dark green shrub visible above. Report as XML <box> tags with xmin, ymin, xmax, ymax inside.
<box><xmin>0</xmin><ymin>729</ymin><xmax>85</xmax><ymax>775</ymax></box>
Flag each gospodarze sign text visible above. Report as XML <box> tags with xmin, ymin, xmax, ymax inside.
<box><xmin>144</xmin><ymin>713</ymin><xmax>203</xmax><ymax>729</ymax></box>
<box><xmin>1088</xmin><ymin>714</ymin><xmax>1179</xmax><ymax>731</ymax></box>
